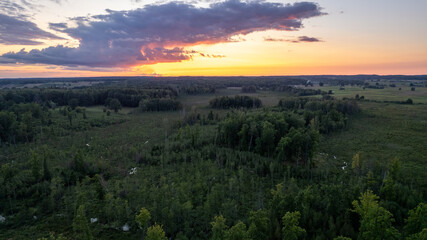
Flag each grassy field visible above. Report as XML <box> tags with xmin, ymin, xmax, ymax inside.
<box><xmin>307</xmin><ymin>84</ymin><xmax>427</xmax><ymax>104</ymax></box>
<box><xmin>319</xmin><ymin>101</ymin><xmax>427</xmax><ymax>194</ymax></box>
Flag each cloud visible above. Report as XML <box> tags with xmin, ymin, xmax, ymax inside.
<box><xmin>199</xmin><ymin>53</ymin><xmax>226</xmax><ymax>58</ymax></box>
<box><xmin>49</xmin><ymin>0</ymin><xmax>66</xmax><ymax>4</ymax></box>
<box><xmin>265</xmin><ymin>35</ymin><xmax>322</xmax><ymax>43</ymax></box>
<box><xmin>297</xmin><ymin>36</ymin><xmax>322</xmax><ymax>42</ymax></box>
<box><xmin>0</xmin><ymin>1</ymin><xmax>26</xmax><ymax>16</ymax></box>
<box><xmin>264</xmin><ymin>37</ymin><xmax>287</xmax><ymax>42</ymax></box>
<box><xmin>49</xmin><ymin>22</ymin><xmax>68</xmax><ymax>31</ymax></box>
<box><xmin>1</xmin><ymin>0</ymin><xmax>325</xmax><ymax>68</ymax></box>
<box><xmin>0</xmin><ymin>0</ymin><xmax>42</xmax><ymax>17</ymax></box>
<box><xmin>0</xmin><ymin>13</ymin><xmax>64</xmax><ymax>45</ymax></box>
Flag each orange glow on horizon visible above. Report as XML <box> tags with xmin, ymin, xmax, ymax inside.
<box><xmin>1</xmin><ymin>32</ymin><xmax>427</xmax><ymax>78</ymax></box>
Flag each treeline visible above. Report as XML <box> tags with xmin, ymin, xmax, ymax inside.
<box><xmin>209</xmin><ymin>96</ymin><xmax>262</xmax><ymax>109</ymax></box>
<box><xmin>241</xmin><ymin>85</ymin><xmax>257</xmax><ymax>93</ymax></box>
<box><xmin>0</xmin><ymin>87</ymin><xmax>178</xmax><ymax>108</ymax></box>
<box><xmin>275</xmin><ymin>86</ymin><xmax>328</xmax><ymax>96</ymax></box>
<box><xmin>278</xmin><ymin>98</ymin><xmax>360</xmax><ymax>115</ymax></box>
<box><xmin>362</xmin><ymin>98</ymin><xmax>415</xmax><ymax>105</ymax></box>
<box><xmin>178</xmin><ymin>85</ymin><xmax>216</xmax><ymax>95</ymax></box>
<box><xmin>111</xmin><ymin>76</ymin><xmax>307</xmax><ymax>92</ymax></box>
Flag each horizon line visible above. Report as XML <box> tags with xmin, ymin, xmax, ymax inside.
<box><xmin>1</xmin><ymin>74</ymin><xmax>427</xmax><ymax>80</ymax></box>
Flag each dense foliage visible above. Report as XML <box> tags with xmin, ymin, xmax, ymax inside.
<box><xmin>0</xmin><ymin>102</ymin><xmax>49</xmax><ymax>143</ymax></box>
<box><xmin>0</xmin><ymin>87</ymin><xmax>178</xmax><ymax>108</ymax></box>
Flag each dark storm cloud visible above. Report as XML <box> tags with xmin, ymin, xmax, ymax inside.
<box><xmin>265</xmin><ymin>35</ymin><xmax>322</xmax><ymax>43</ymax></box>
<box><xmin>0</xmin><ymin>13</ymin><xmax>64</xmax><ymax>45</ymax></box>
<box><xmin>1</xmin><ymin>0</ymin><xmax>325</xmax><ymax>67</ymax></box>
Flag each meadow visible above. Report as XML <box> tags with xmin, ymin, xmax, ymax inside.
<box><xmin>309</xmin><ymin>83</ymin><xmax>427</xmax><ymax>104</ymax></box>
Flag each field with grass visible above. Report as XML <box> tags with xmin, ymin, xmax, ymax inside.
<box><xmin>307</xmin><ymin>83</ymin><xmax>427</xmax><ymax>104</ymax></box>
<box><xmin>319</xmin><ymin>101</ymin><xmax>427</xmax><ymax>193</ymax></box>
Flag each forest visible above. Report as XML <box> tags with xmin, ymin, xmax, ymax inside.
<box><xmin>0</xmin><ymin>76</ymin><xmax>426</xmax><ymax>240</ymax></box>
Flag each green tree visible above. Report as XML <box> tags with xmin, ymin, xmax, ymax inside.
<box><xmin>30</xmin><ymin>150</ymin><xmax>41</xmax><ymax>182</ymax></box>
<box><xmin>208</xmin><ymin>110</ymin><xmax>214</xmax><ymax>121</ymax></box>
<box><xmin>37</xmin><ymin>233</ymin><xmax>68</xmax><ymax>240</ymax></box>
<box><xmin>0</xmin><ymin>111</ymin><xmax>17</xmax><ymax>142</ymax></box>
<box><xmin>108</xmin><ymin>98</ymin><xmax>122</xmax><ymax>113</ymax></box>
<box><xmin>146</xmin><ymin>224</ymin><xmax>167</xmax><ymax>240</ymax></box>
<box><xmin>404</xmin><ymin>203</ymin><xmax>427</xmax><ymax>239</ymax></box>
<box><xmin>277</xmin><ymin>128</ymin><xmax>319</xmax><ymax>165</ymax></box>
<box><xmin>1</xmin><ymin>163</ymin><xmax>18</xmax><ymax>214</ymax></box>
<box><xmin>282</xmin><ymin>211</ymin><xmax>306</xmax><ymax>240</ymax></box>
<box><xmin>351</xmin><ymin>153</ymin><xmax>362</xmax><ymax>175</ymax></box>
<box><xmin>67</xmin><ymin>110</ymin><xmax>74</xmax><ymax>126</ymax></box>
<box><xmin>255</xmin><ymin>121</ymin><xmax>276</xmax><ymax>157</ymax></box>
<box><xmin>68</xmin><ymin>98</ymin><xmax>79</xmax><ymax>110</ymax></box>
<box><xmin>42</xmin><ymin>149</ymin><xmax>52</xmax><ymax>182</ymax></box>
<box><xmin>389</xmin><ymin>158</ymin><xmax>402</xmax><ymax>181</ymax></box>
<box><xmin>72</xmin><ymin>205</ymin><xmax>93</xmax><ymax>240</ymax></box>
<box><xmin>211</xmin><ymin>215</ymin><xmax>228</xmax><ymax>240</ymax></box>
<box><xmin>226</xmin><ymin>221</ymin><xmax>249</xmax><ymax>240</ymax></box>
<box><xmin>136</xmin><ymin>208</ymin><xmax>151</xmax><ymax>229</ymax></box>
<box><xmin>333</xmin><ymin>237</ymin><xmax>352</xmax><ymax>240</ymax></box>
<box><xmin>352</xmin><ymin>190</ymin><xmax>400</xmax><ymax>240</ymax></box>
<box><xmin>248</xmin><ymin>209</ymin><xmax>270</xmax><ymax>240</ymax></box>
<box><xmin>405</xmin><ymin>230</ymin><xmax>427</xmax><ymax>240</ymax></box>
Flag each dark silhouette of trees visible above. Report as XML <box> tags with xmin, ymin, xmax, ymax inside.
<box><xmin>209</xmin><ymin>96</ymin><xmax>262</xmax><ymax>109</ymax></box>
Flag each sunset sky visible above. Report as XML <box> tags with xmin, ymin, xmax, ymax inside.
<box><xmin>1</xmin><ymin>0</ymin><xmax>427</xmax><ymax>78</ymax></box>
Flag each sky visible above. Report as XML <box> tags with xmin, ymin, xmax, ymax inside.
<box><xmin>0</xmin><ymin>0</ymin><xmax>426</xmax><ymax>78</ymax></box>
